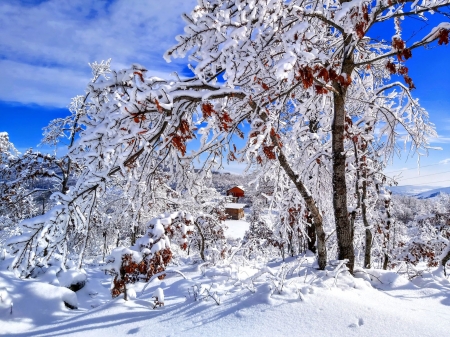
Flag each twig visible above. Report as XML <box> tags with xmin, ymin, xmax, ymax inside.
<box><xmin>354</xmin><ymin>270</ymin><xmax>384</xmax><ymax>284</ymax></box>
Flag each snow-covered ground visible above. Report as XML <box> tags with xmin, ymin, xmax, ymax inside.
<box><xmin>224</xmin><ymin>219</ymin><xmax>250</xmax><ymax>239</ymax></box>
<box><xmin>2</xmin><ymin>255</ymin><xmax>450</xmax><ymax>337</ymax></box>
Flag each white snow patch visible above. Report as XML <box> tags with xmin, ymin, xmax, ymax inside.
<box><xmin>224</xmin><ymin>220</ymin><xmax>250</xmax><ymax>239</ymax></box>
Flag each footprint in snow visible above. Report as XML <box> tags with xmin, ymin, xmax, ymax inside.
<box><xmin>348</xmin><ymin>318</ymin><xmax>364</xmax><ymax>328</ymax></box>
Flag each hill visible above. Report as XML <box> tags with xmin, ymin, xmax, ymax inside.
<box><xmin>415</xmin><ymin>186</ymin><xmax>450</xmax><ymax>199</ymax></box>
<box><xmin>387</xmin><ymin>185</ymin><xmax>440</xmax><ymax>196</ymax></box>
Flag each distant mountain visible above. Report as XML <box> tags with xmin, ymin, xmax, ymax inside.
<box><xmin>415</xmin><ymin>187</ymin><xmax>450</xmax><ymax>199</ymax></box>
<box><xmin>387</xmin><ymin>185</ymin><xmax>439</xmax><ymax>196</ymax></box>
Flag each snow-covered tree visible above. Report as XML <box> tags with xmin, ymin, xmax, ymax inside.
<box><xmin>167</xmin><ymin>0</ymin><xmax>447</xmax><ymax>271</ymax></box>
<box><xmin>7</xmin><ymin>0</ymin><xmax>450</xmax><ymax>275</ymax></box>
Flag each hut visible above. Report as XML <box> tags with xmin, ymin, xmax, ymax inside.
<box><xmin>226</xmin><ymin>186</ymin><xmax>245</xmax><ymax>199</ymax></box>
<box><xmin>224</xmin><ymin>203</ymin><xmax>246</xmax><ymax>220</ymax></box>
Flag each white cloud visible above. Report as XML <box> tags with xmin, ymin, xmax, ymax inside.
<box><xmin>439</xmin><ymin>158</ymin><xmax>450</xmax><ymax>165</ymax></box>
<box><xmin>428</xmin><ymin>135</ymin><xmax>450</xmax><ymax>144</ymax></box>
<box><xmin>0</xmin><ymin>0</ymin><xmax>196</xmax><ymax>107</ymax></box>
<box><xmin>0</xmin><ymin>59</ymin><xmax>179</xmax><ymax>108</ymax></box>
<box><xmin>0</xmin><ymin>60</ymin><xmax>88</xmax><ymax>107</ymax></box>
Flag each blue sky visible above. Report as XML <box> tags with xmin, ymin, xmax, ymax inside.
<box><xmin>0</xmin><ymin>0</ymin><xmax>449</xmax><ymax>185</ymax></box>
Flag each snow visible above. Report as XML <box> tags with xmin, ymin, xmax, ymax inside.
<box><xmin>3</xmin><ymin>256</ymin><xmax>450</xmax><ymax>337</ymax></box>
<box><xmin>0</xmin><ymin>270</ymin><xmax>79</xmax><ymax>334</ymax></box>
<box><xmin>227</xmin><ymin>185</ymin><xmax>244</xmax><ymax>191</ymax></box>
<box><xmin>152</xmin><ymin>287</ymin><xmax>164</xmax><ymax>303</ymax></box>
<box><xmin>224</xmin><ymin>203</ymin><xmax>247</xmax><ymax>209</ymax></box>
<box><xmin>57</xmin><ymin>270</ymin><xmax>87</xmax><ymax>289</ymax></box>
<box><xmin>224</xmin><ymin>220</ymin><xmax>249</xmax><ymax>239</ymax></box>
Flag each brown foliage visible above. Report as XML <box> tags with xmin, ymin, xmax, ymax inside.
<box><xmin>169</xmin><ymin>119</ymin><xmax>195</xmax><ymax>156</ymax></box>
<box><xmin>403</xmin><ymin>75</ymin><xmax>416</xmax><ymax>90</ymax></box>
<box><xmin>228</xmin><ymin>151</ymin><xmax>237</xmax><ymax>161</ymax></box>
<box><xmin>154</xmin><ymin>99</ymin><xmax>163</xmax><ymax>113</ymax></box>
<box><xmin>315</xmin><ymin>85</ymin><xmax>328</xmax><ymax>94</ymax></box>
<box><xmin>254</xmin><ymin>77</ymin><xmax>270</xmax><ymax>91</ymax></box>
<box><xmin>179</xmin><ymin>119</ymin><xmax>191</xmax><ymax>136</ymax></box>
<box><xmin>385</xmin><ymin>60</ymin><xmax>415</xmax><ymax>90</ymax></box>
<box><xmin>397</xmin><ymin>66</ymin><xmax>409</xmax><ymax>75</ymax></box>
<box><xmin>171</xmin><ymin>134</ymin><xmax>187</xmax><ymax>156</ymax></box>
<box><xmin>438</xmin><ymin>29</ymin><xmax>449</xmax><ymax>45</ymax></box>
<box><xmin>385</xmin><ymin>61</ymin><xmax>397</xmax><ymax>75</ymax></box>
<box><xmin>336</xmin><ymin>74</ymin><xmax>352</xmax><ymax>87</ymax></box>
<box><xmin>111</xmin><ymin>248</ymin><xmax>173</xmax><ymax>298</ymax></box>
<box><xmin>405</xmin><ymin>242</ymin><xmax>439</xmax><ymax>268</ymax></box>
<box><xmin>270</xmin><ymin>128</ymin><xmax>283</xmax><ymax>147</ymax></box>
<box><xmin>355</xmin><ymin>22</ymin><xmax>366</xmax><ymax>39</ymax></box>
<box><xmin>392</xmin><ymin>37</ymin><xmax>406</xmax><ymax>51</ymax></box>
<box><xmin>133</xmin><ymin>71</ymin><xmax>145</xmax><ymax>82</ymax></box>
<box><xmin>235</xmin><ymin>128</ymin><xmax>244</xmax><ymax>139</ymax></box>
<box><xmin>297</xmin><ymin>66</ymin><xmax>314</xmax><ymax>89</ymax></box>
<box><xmin>201</xmin><ymin>102</ymin><xmax>215</xmax><ymax>118</ymax></box>
<box><xmin>317</xmin><ymin>67</ymin><xmax>329</xmax><ymax>82</ymax></box>
<box><xmin>263</xmin><ymin>145</ymin><xmax>276</xmax><ymax>160</ymax></box>
<box><xmin>219</xmin><ymin>111</ymin><xmax>233</xmax><ymax>132</ymax></box>
<box><xmin>201</xmin><ymin>102</ymin><xmax>233</xmax><ymax>131</ymax></box>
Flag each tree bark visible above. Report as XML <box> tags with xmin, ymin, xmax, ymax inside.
<box><xmin>382</xmin><ymin>206</ymin><xmax>391</xmax><ymax>270</ymax></box>
<box><xmin>103</xmin><ymin>231</ymin><xmax>107</xmax><ymax>262</ymax></box>
<box><xmin>441</xmin><ymin>247</ymin><xmax>450</xmax><ymax>276</ymax></box>
<box><xmin>123</xmin><ymin>282</ymin><xmax>128</xmax><ymax>301</ymax></box>
<box><xmin>306</xmin><ymin>212</ymin><xmax>317</xmax><ymax>253</ymax></box>
<box><xmin>273</xmin><ymin>138</ymin><xmax>327</xmax><ymax>269</ymax></box>
<box><xmin>131</xmin><ymin>225</ymin><xmax>139</xmax><ymax>246</ymax></box>
<box><xmin>361</xmin><ymin>174</ymin><xmax>372</xmax><ymax>268</ymax></box>
<box><xmin>193</xmin><ymin>221</ymin><xmax>206</xmax><ymax>261</ymax></box>
<box><xmin>332</xmin><ymin>77</ymin><xmax>355</xmax><ymax>273</ymax></box>
<box><xmin>77</xmin><ymin>225</ymin><xmax>91</xmax><ymax>269</ymax></box>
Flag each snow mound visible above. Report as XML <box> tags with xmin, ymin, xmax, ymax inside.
<box><xmin>0</xmin><ymin>271</ymin><xmax>78</xmax><ymax>335</ymax></box>
<box><xmin>58</xmin><ymin>270</ymin><xmax>87</xmax><ymax>291</ymax></box>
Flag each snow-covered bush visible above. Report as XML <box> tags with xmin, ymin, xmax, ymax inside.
<box><xmin>104</xmin><ymin>211</ymin><xmax>194</xmax><ymax>298</ymax></box>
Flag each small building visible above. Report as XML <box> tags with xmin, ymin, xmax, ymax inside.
<box><xmin>224</xmin><ymin>203</ymin><xmax>246</xmax><ymax>220</ymax></box>
<box><xmin>226</xmin><ymin>186</ymin><xmax>245</xmax><ymax>199</ymax></box>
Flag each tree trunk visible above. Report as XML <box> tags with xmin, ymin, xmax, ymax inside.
<box><xmin>61</xmin><ymin>158</ymin><xmax>71</xmax><ymax>195</ymax></box>
<box><xmin>131</xmin><ymin>225</ymin><xmax>139</xmax><ymax>246</ymax></box>
<box><xmin>274</xmin><ymin>141</ymin><xmax>326</xmax><ymax>269</ymax></box>
<box><xmin>441</xmin><ymin>247</ymin><xmax>450</xmax><ymax>276</ymax></box>
<box><xmin>123</xmin><ymin>282</ymin><xmax>128</xmax><ymax>301</ymax></box>
<box><xmin>383</xmin><ymin>253</ymin><xmax>389</xmax><ymax>270</ymax></box>
<box><xmin>193</xmin><ymin>221</ymin><xmax>206</xmax><ymax>261</ymax></box>
<box><xmin>258</xmin><ymin>106</ymin><xmax>326</xmax><ymax>269</ymax></box>
<box><xmin>306</xmin><ymin>212</ymin><xmax>317</xmax><ymax>253</ymax></box>
<box><xmin>382</xmin><ymin>207</ymin><xmax>391</xmax><ymax>270</ymax></box>
<box><xmin>332</xmin><ymin>81</ymin><xmax>355</xmax><ymax>273</ymax></box>
<box><xmin>103</xmin><ymin>231</ymin><xmax>107</xmax><ymax>262</ymax></box>
<box><xmin>361</xmin><ymin>176</ymin><xmax>372</xmax><ymax>269</ymax></box>
<box><xmin>288</xmin><ymin>227</ymin><xmax>295</xmax><ymax>257</ymax></box>
<box><xmin>77</xmin><ymin>226</ymin><xmax>91</xmax><ymax>269</ymax></box>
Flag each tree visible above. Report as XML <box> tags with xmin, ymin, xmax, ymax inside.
<box><xmin>167</xmin><ymin>0</ymin><xmax>447</xmax><ymax>272</ymax></box>
<box><xmin>7</xmin><ymin>60</ymin><xmax>247</xmax><ymax>275</ymax></box>
<box><xmin>8</xmin><ymin>0</ymin><xmax>449</xmax><ymax>275</ymax></box>
<box><xmin>0</xmin><ymin>133</ymin><xmax>69</xmax><ymax>251</ymax></box>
